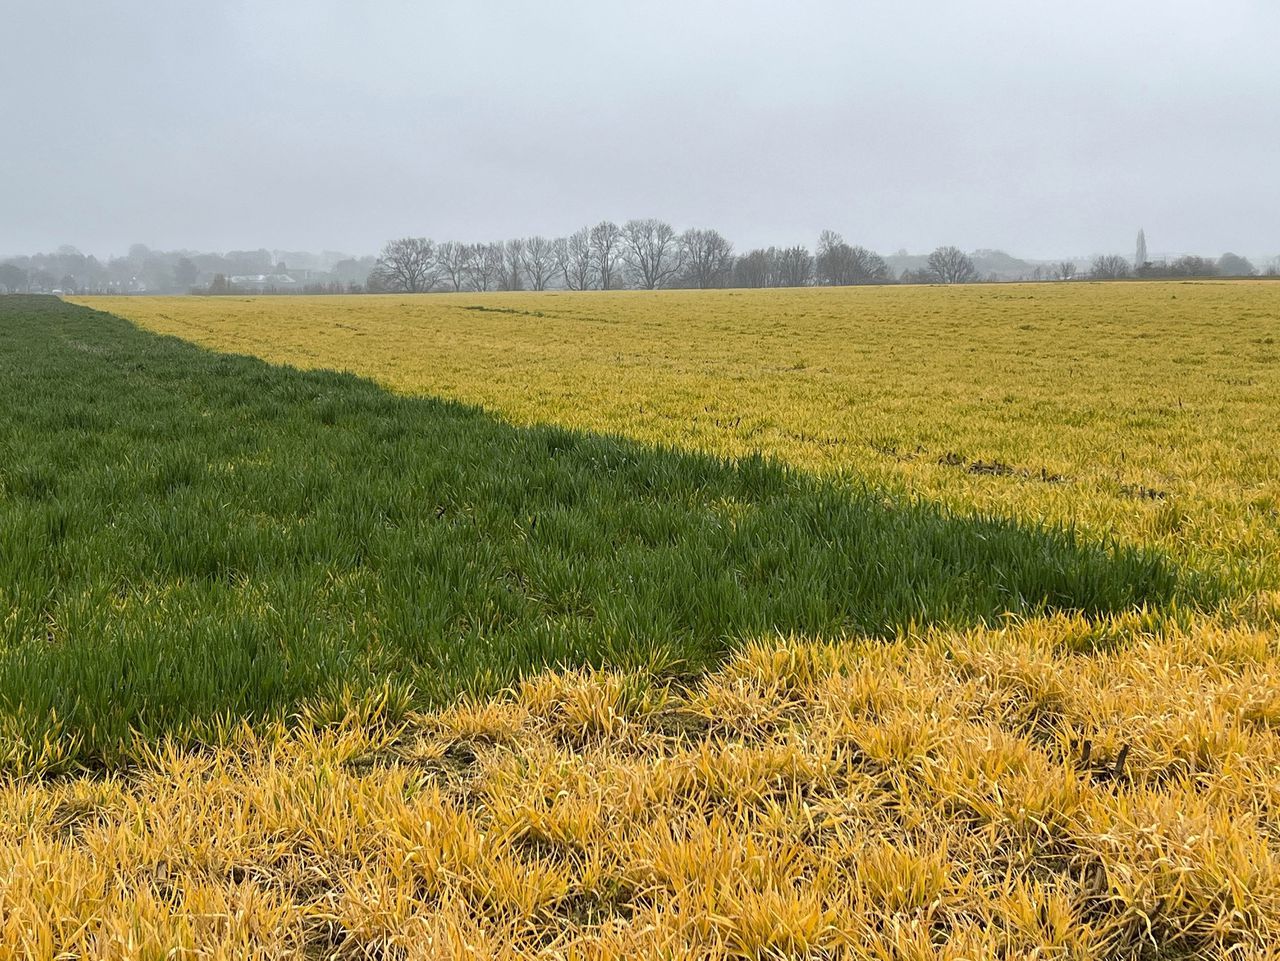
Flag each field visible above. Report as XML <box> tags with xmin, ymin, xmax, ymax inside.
<box><xmin>0</xmin><ymin>284</ymin><xmax>1277</xmax><ymax>957</ymax></box>
<box><xmin>84</xmin><ymin>284</ymin><xmax>1280</xmax><ymax>594</ymax></box>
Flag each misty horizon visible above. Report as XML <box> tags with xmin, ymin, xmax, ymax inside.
<box><xmin>3</xmin><ymin>234</ymin><xmax>1275</xmax><ymax>271</ymax></box>
<box><xmin>3</xmin><ymin>0</ymin><xmax>1277</xmax><ymax>262</ymax></box>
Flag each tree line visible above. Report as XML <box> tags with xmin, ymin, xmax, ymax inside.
<box><xmin>3</xmin><ymin>233</ymin><xmax>1274</xmax><ymax>296</ymax></box>
<box><xmin>367</xmin><ymin>221</ymin><xmax>1276</xmax><ymax>295</ymax></box>
<box><xmin>1072</xmin><ymin>252</ymin><xmax>1264</xmax><ymax>282</ymax></box>
<box><xmin>367</xmin><ymin>223</ymin><xmax>999</xmax><ymax>293</ymax></box>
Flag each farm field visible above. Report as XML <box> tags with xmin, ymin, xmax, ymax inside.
<box><xmin>1</xmin><ymin>284</ymin><xmax>1278</xmax><ymax>957</ymax></box>
<box><xmin>85</xmin><ymin>283</ymin><xmax>1280</xmax><ymax>596</ymax></box>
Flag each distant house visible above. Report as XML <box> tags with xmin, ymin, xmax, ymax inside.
<box><xmin>228</xmin><ymin>273</ymin><xmax>297</xmax><ymax>293</ymax></box>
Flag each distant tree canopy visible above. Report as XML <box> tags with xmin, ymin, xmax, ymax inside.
<box><xmin>523</xmin><ymin>236</ymin><xmax>557</xmax><ymax>292</ymax></box>
<box><xmin>1217</xmin><ymin>253</ymin><xmax>1256</xmax><ymax>277</ymax></box>
<box><xmin>174</xmin><ymin>257</ymin><xmax>199</xmax><ymax>291</ymax></box>
<box><xmin>927</xmin><ymin>247</ymin><xmax>978</xmax><ymax>285</ymax></box>
<box><xmin>555</xmin><ymin>230</ymin><xmax>594</xmax><ymax>291</ymax></box>
<box><xmin>621</xmin><ymin>219</ymin><xmax>682</xmax><ymax>290</ymax></box>
<box><xmin>1168</xmin><ymin>255</ymin><xmax>1218</xmax><ymax>278</ymax></box>
<box><xmin>0</xmin><ymin>263</ymin><xmax>26</xmax><ymax>293</ymax></box>
<box><xmin>733</xmin><ymin>246</ymin><xmax>814</xmax><ymax>288</ymax></box>
<box><xmin>816</xmin><ymin>231</ymin><xmax>890</xmax><ymax>286</ymax></box>
<box><xmin>1135</xmin><ymin>255</ymin><xmax>1236</xmax><ymax>279</ymax></box>
<box><xmin>371</xmin><ymin>238</ymin><xmax>437</xmax><ymax>293</ymax></box>
<box><xmin>1091</xmin><ymin>255</ymin><xmax>1131</xmax><ymax>280</ymax></box>
<box><xmin>368</xmin><ymin>222</ymin><xmax>894</xmax><ymax>293</ymax></box>
<box><xmin>589</xmin><ymin>221</ymin><xmax>623</xmax><ymax>290</ymax></box>
<box><xmin>3</xmin><ymin>227</ymin><xmax>1262</xmax><ymax>296</ymax></box>
<box><xmin>680</xmin><ymin>228</ymin><xmax>735</xmax><ymax>289</ymax></box>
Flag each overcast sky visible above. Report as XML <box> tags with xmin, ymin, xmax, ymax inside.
<box><xmin>3</xmin><ymin>0</ymin><xmax>1277</xmax><ymax>261</ymax></box>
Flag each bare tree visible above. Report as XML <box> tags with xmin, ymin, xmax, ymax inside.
<box><xmin>523</xmin><ymin>236</ymin><xmax>557</xmax><ymax>291</ymax></box>
<box><xmin>734</xmin><ymin>248</ymin><xmax>775</xmax><ymax>288</ymax></box>
<box><xmin>777</xmin><ymin>246</ymin><xmax>814</xmax><ymax>287</ymax></box>
<box><xmin>849</xmin><ymin>246</ymin><xmax>888</xmax><ymax>283</ymax></box>
<box><xmin>589</xmin><ymin>221</ymin><xmax>623</xmax><ymax>290</ymax></box>
<box><xmin>927</xmin><ymin>246</ymin><xmax>978</xmax><ymax>284</ymax></box>
<box><xmin>437</xmin><ymin>241</ymin><xmax>473</xmax><ymax>292</ymax></box>
<box><xmin>817</xmin><ymin>230</ymin><xmax>843</xmax><ymax>258</ymax></box>
<box><xmin>622</xmin><ymin>218</ymin><xmax>682</xmax><ymax>289</ymax></box>
<box><xmin>467</xmin><ymin>242</ymin><xmax>504</xmax><ymax>292</ymax></box>
<box><xmin>1089</xmin><ymin>255</ymin><xmax>1130</xmax><ymax>280</ymax></box>
<box><xmin>499</xmin><ymin>238</ymin><xmax>526</xmax><ymax>291</ymax></box>
<box><xmin>817</xmin><ymin>231</ymin><xmax>888</xmax><ymax>285</ymax></box>
<box><xmin>372</xmin><ymin>237</ymin><xmax>437</xmax><ymax>292</ymax></box>
<box><xmin>733</xmin><ymin>244</ymin><xmax>813</xmax><ymax>288</ymax></box>
<box><xmin>555</xmin><ymin>228</ymin><xmax>595</xmax><ymax>290</ymax></box>
<box><xmin>1168</xmin><ymin>255</ymin><xmax>1217</xmax><ymax>277</ymax></box>
<box><xmin>1054</xmin><ymin>261</ymin><xmax>1078</xmax><ymax>281</ymax></box>
<box><xmin>680</xmin><ymin>228</ymin><xmax>734</xmax><ymax>289</ymax></box>
<box><xmin>816</xmin><ymin>231</ymin><xmax>850</xmax><ymax>285</ymax></box>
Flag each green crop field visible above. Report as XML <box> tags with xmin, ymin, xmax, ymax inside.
<box><xmin>2</xmin><ymin>286</ymin><xmax>1279</xmax><ymax>957</ymax></box>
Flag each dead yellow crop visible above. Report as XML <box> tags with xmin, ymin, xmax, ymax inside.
<box><xmin>5</xmin><ymin>621</ymin><xmax>1280</xmax><ymax>958</ymax></box>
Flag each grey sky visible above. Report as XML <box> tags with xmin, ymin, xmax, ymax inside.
<box><xmin>3</xmin><ymin>0</ymin><xmax>1277</xmax><ymax>260</ymax></box>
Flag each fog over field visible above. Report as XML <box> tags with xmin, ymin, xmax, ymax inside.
<box><xmin>2</xmin><ymin>0</ymin><xmax>1277</xmax><ymax>261</ymax></box>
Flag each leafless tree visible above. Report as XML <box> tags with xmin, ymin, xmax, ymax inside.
<box><xmin>467</xmin><ymin>242</ymin><xmax>504</xmax><ymax>292</ymax></box>
<box><xmin>499</xmin><ymin>238</ymin><xmax>526</xmax><ymax>291</ymax></box>
<box><xmin>732</xmin><ymin>245</ymin><xmax>813</xmax><ymax>288</ymax></box>
<box><xmin>555</xmin><ymin>228</ymin><xmax>595</xmax><ymax>290</ymax></box>
<box><xmin>850</xmin><ymin>247</ymin><xmax>888</xmax><ymax>283</ymax></box>
<box><xmin>372</xmin><ymin>237</ymin><xmax>437</xmax><ymax>293</ymax></box>
<box><xmin>817</xmin><ymin>231</ymin><xmax>888</xmax><ymax>285</ymax></box>
<box><xmin>777</xmin><ymin>246</ymin><xmax>814</xmax><ymax>287</ymax></box>
<box><xmin>1054</xmin><ymin>261</ymin><xmax>1077</xmax><ymax>281</ymax></box>
<box><xmin>437</xmin><ymin>241</ymin><xmax>473</xmax><ymax>292</ymax></box>
<box><xmin>680</xmin><ymin>228</ymin><xmax>734</xmax><ymax>289</ymax></box>
<box><xmin>1168</xmin><ymin>255</ymin><xmax>1217</xmax><ymax>277</ymax></box>
<box><xmin>816</xmin><ymin>231</ymin><xmax>850</xmax><ymax>285</ymax></box>
<box><xmin>589</xmin><ymin>221</ymin><xmax>623</xmax><ymax>290</ymax></box>
<box><xmin>927</xmin><ymin>246</ymin><xmax>978</xmax><ymax>284</ymax></box>
<box><xmin>622</xmin><ymin>218</ymin><xmax>682</xmax><ymax>289</ymax></box>
<box><xmin>1089</xmin><ymin>254</ymin><xmax>1130</xmax><ymax>280</ymax></box>
<box><xmin>735</xmin><ymin>248</ymin><xmax>775</xmax><ymax>288</ymax></box>
<box><xmin>523</xmin><ymin>236</ymin><xmax>557</xmax><ymax>291</ymax></box>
